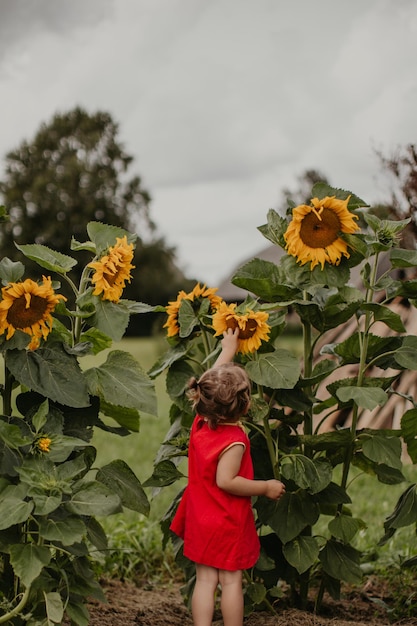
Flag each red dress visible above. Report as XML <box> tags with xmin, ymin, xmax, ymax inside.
<box><xmin>170</xmin><ymin>415</ymin><xmax>260</xmax><ymax>571</ymax></box>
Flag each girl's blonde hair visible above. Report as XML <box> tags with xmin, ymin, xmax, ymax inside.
<box><xmin>187</xmin><ymin>363</ymin><xmax>251</xmax><ymax>429</ymax></box>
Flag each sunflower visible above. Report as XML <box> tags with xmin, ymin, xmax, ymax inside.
<box><xmin>212</xmin><ymin>301</ymin><xmax>270</xmax><ymax>354</ymax></box>
<box><xmin>164</xmin><ymin>283</ymin><xmax>222</xmax><ymax>338</ymax></box>
<box><xmin>37</xmin><ymin>437</ymin><xmax>52</xmax><ymax>453</ymax></box>
<box><xmin>88</xmin><ymin>236</ymin><xmax>135</xmax><ymax>302</ymax></box>
<box><xmin>284</xmin><ymin>195</ymin><xmax>360</xmax><ymax>270</ymax></box>
<box><xmin>0</xmin><ymin>276</ymin><xmax>66</xmax><ymax>350</ymax></box>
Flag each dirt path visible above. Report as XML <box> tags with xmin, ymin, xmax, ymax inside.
<box><xmin>81</xmin><ymin>579</ymin><xmax>417</xmax><ymax>626</ymax></box>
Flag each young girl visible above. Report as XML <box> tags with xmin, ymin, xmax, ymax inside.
<box><xmin>170</xmin><ymin>328</ymin><xmax>286</xmax><ymax>626</ymax></box>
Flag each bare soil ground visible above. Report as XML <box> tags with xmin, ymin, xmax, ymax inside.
<box><xmin>82</xmin><ymin>578</ymin><xmax>417</xmax><ymax>626</ymax></box>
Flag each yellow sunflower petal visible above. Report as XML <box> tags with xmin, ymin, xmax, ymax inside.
<box><xmin>0</xmin><ymin>276</ymin><xmax>66</xmax><ymax>350</ymax></box>
<box><xmin>284</xmin><ymin>195</ymin><xmax>359</xmax><ymax>270</ymax></box>
<box><xmin>212</xmin><ymin>303</ymin><xmax>270</xmax><ymax>354</ymax></box>
<box><xmin>164</xmin><ymin>283</ymin><xmax>223</xmax><ymax>338</ymax></box>
<box><xmin>88</xmin><ymin>236</ymin><xmax>135</xmax><ymax>302</ymax></box>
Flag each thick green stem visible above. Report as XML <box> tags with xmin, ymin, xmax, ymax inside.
<box><xmin>200</xmin><ymin>327</ymin><xmax>213</xmax><ymax>363</ymax></box>
<box><xmin>302</xmin><ymin>293</ymin><xmax>314</xmax><ymax>441</ymax></box>
<box><xmin>0</xmin><ymin>584</ymin><xmax>31</xmax><ymax>623</ymax></box>
<box><xmin>340</xmin><ymin>252</ymin><xmax>380</xmax><ymax>493</ymax></box>
<box><xmin>3</xmin><ymin>356</ymin><xmax>13</xmax><ymax>418</ymax></box>
<box><xmin>256</xmin><ymin>383</ymin><xmax>280</xmax><ymax>479</ymax></box>
<box><xmin>71</xmin><ymin>266</ymin><xmax>91</xmax><ymax>345</ymax></box>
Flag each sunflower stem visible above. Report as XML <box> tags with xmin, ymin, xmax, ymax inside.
<box><xmin>301</xmin><ymin>291</ymin><xmax>314</xmax><ymax>444</ymax></box>
<box><xmin>3</xmin><ymin>356</ymin><xmax>13</xmax><ymax>418</ymax></box>
<box><xmin>73</xmin><ymin>265</ymin><xmax>91</xmax><ymax>345</ymax></box>
<box><xmin>257</xmin><ymin>383</ymin><xmax>280</xmax><ymax>480</ymax></box>
<box><xmin>340</xmin><ymin>251</ymin><xmax>380</xmax><ymax>494</ymax></box>
<box><xmin>0</xmin><ymin>584</ymin><xmax>31</xmax><ymax>624</ymax></box>
<box><xmin>200</xmin><ymin>327</ymin><xmax>213</xmax><ymax>364</ymax></box>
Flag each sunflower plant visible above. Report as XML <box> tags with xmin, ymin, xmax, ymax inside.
<box><xmin>0</xmin><ymin>218</ymin><xmax>157</xmax><ymax>625</ymax></box>
<box><xmin>148</xmin><ymin>183</ymin><xmax>417</xmax><ymax>614</ymax></box>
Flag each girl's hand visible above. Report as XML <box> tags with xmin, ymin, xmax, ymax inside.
<box><xmin>264</xmin><ymin>479</ymin><xmax>286</xmax><ymax>500</ymax></box>
<box><xmin>214</xmin><ymin>327</ymin><xmax>240</xmax><ymax>367</ymax></box>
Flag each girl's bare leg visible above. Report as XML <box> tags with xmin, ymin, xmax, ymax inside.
<box><xmin>219</xmin><ymin>569</ymin><xmax>243</xmax><ymax>626</ymax></box>
<box><xmin>192</xmin><ymin>563</ymin><xmax>219</xmax><ymax>626</ymax></box>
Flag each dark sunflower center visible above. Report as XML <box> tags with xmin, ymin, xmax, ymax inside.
<box><xmin>102</xmin><ymin>268</ymin><xmax>119</xmax><ymax>286</ymax></box>
<box><xmin>299</xmin><ymin>208</ymin><xmax>341</xmax><ymax>248</ymax></box>
<box><xmin>8</xmin><ymin>295</ymin><xmax>48</xmax><ymax>328</ymax></box>
<box><xmin>226</xmin><ymin>318</ymin><xmax>257</xmax><ymax>339</ymax></box>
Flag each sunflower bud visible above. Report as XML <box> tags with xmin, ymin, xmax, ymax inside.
<box><xmin>37</xmin><ymin>437</ymin><xmax>52</xmax><ymax>453</ymax></box>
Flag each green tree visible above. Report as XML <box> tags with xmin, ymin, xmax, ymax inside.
<box><xmin>0</xmin><ymin>107</ymin><xmax>193</xmax><ymax>332</ymax></box>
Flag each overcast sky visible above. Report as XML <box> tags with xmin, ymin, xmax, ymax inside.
<box><xmin>0</xmin><ymin>0</ymin><xmax>416</xmax><ymax>286</ymax></box>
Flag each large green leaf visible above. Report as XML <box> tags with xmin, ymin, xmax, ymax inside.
<box><xmin>86</xmin><ymin>517</ymin><xmax>108</xmax><ymax>551</ymax></box>
<box><xmin>29</xmin><ymin>490</ymin><xmax>62</xmax><ymax>516</ymax></box>
<box><xmin>80</xmin><ymin>328</ymin><xmax>112</xmax><ymax>355</ymax></box>
<box><xmin>15</xmin><ymin>243</ymin><xmax>77</xmax><ymax>274</ymax></box>
<box><xmin>166</xmin><ymin>360</ymin><xmax>195</xmax><ymax>399</ymax></box>
<box><xmin>96</xmin><ymin>460</ymin><xmax>150</xmax><ymax>515</ymax></box>
<box><xmin>148</xmin><ymin>344</ymin><xmax>190</xmax><ymax>378</ymax></box>
<box><xmin>330</xmin><ymin>332</ymin><xmax>401</xmax><ymax>368</ymax></box>
<box><xmin>0</xmin><ymin>497</ymin><xmax>33</xmax><ymax>530</ymax></box>
<box><xmin>294</xmin><ymin>300</ymin><xmax>362</xmax><ymax>333</ymax></box>
<box><xmin>65</xmin><ymin>601</ymin><xmax>90</xmax><ymax>626</ymax></box>
<box><xmin>47</xmin><ymin>435</ymin><xmax>91</xmax><ymax>463</ymax></box>
<box><xmin>6</xmin><ymin>345</ymin><xmax>90</xmax><ymax>408</ymax></box>
<box><xmin>44</xmin><ymin>591</ymin><xmax>64</xmax><ymax>625</ymax></box>
<box><xmin>245</xmin><ymin>582</ymin><xmax>267</xmax><ymax>605</ymax></box>
<box><xmin>353</xmin><ymin>452</ymin><xmax>405</xmax><ymax>485</ymax></box>
<box><xmin>401</xmin><ymin>409</ymin><xmax>417</xmax><ymax>463</ymax></box>
<box><xmin>336</xmin><ymin>386</ymin><xmax>388</xmax><ymax>410</ymax></box>
<box><xmin>9</xmin><ymin>543</ymin><xmax>51</xmax><ymax>587</ymax></box>
<box><xmin>86</xmin><ymin>221</ymin><xmax>135</xmax><ymax>255</ymax></box>
<box><xmin>361</xmin><ymin>435</ymin><xmax>402</xmax><ymax>470</ymax></box>
<box><xmin>88</xmin><ymin>297</ymin><xmax>131</xmax><ymax>341</ymax></box>
<box><xmin>143</xmin><ymin>460</ymin><xmax>185</xmax><ymax>488</ymax></box>
<box><xmin>98</xmin><ymin>401</ymin><xmax>140</xmax><ymax>431</ymax></box>
<box><xmin>257</xmin><ymin>209</ymin><xmax>288</xmax><ymax>247</ymax></box>
<box><xmin>359</xmin><ymin>303</ymin><xmax>406</xmax><ymax>333</ymax></box>
<box><xmin>32</xmin><ymin>399</ymin><xmax>49</xmax><ymax>434</ymax></box>
<box><xmin>394</xmin><ymin>336</ymin><xmax>417</xmax><ymax>369</ymax></box>
<box><xmin>299</xmin><ymin>429</ymin><xmax>353</xmax><ymax>451</ymax></box>
<box><xmin>315</xmin><ymin>482</ymin><xmax>352</xmax><ymax>508</ymax></box>
<box><xmin>280</xmin><ymin>456</ymin><xmax>332</xmax><ymax>494</ymax></box>
<box><xmin>245</xmin><ymin>350</ymin><xmax>300</xmax><ymax>390</ymax></box>
<box><xmin>84</xmin><ymin>349</ymin><xmax>156</xmax><ymax>415</ymax></box>
<box><xmin>0</xmin><ymin>257</ymin><xmax>25</xmax><ymax>284</ymax></box>
<box><xmin>390</xmin><ymin>248</ymin><xmax>417</xmax><ymax>268</ymax></box>
<box><xmin>0</xmin><ymin>420</ymin><xmax>31</xmax><ymax>449</ymax></box>
<box><xmin>328</xmin><ymin>515</ymin><xmax>365</xmax><ymax>543</ymax></box>
<box><xmin>66</xmin><ymin>481</ymin><xmax>121</xmax><ymax>516</ymax></box>
<box><xmin>383</xmin><ymin>484</ymin><xmax>417</xmax><ymax>530</ymax></box>
<box><xmin>232</xmin><ymin>258</ymin><xmax>300</xmax><ymax>301</ymax></box>
<box><xmin>178</xmin><ymin>299</ymin><xmax>198</xmax><ymax>338</ymax></box>
<box><xmin>312</xmin><ymin>182</ymin><xmax>368</xmax><ymax>209</ymax></box>
<box><xmin>258</xmin><ymin>491</ymin><xmax>320</xmax><ymax>544</ymax></box>
<box><xmin>38</xmin><ymin>516</ymin><xmax>86</xmax><ymax>546</ymax></box>
<box><xmin>319</xmin><ymin>539</ymin><xmax>362</xmax><ymax>584</ymax></box>
<box><xmin>283</xmin><ymin>535</ymin><xmax>320</xmax><ymax>574</ymax></box>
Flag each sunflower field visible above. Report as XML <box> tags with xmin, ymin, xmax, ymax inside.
<box><xmin>147</xmin><ymin>182</ymin><xmax>417</xmax><ymax>613</ymax></box>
